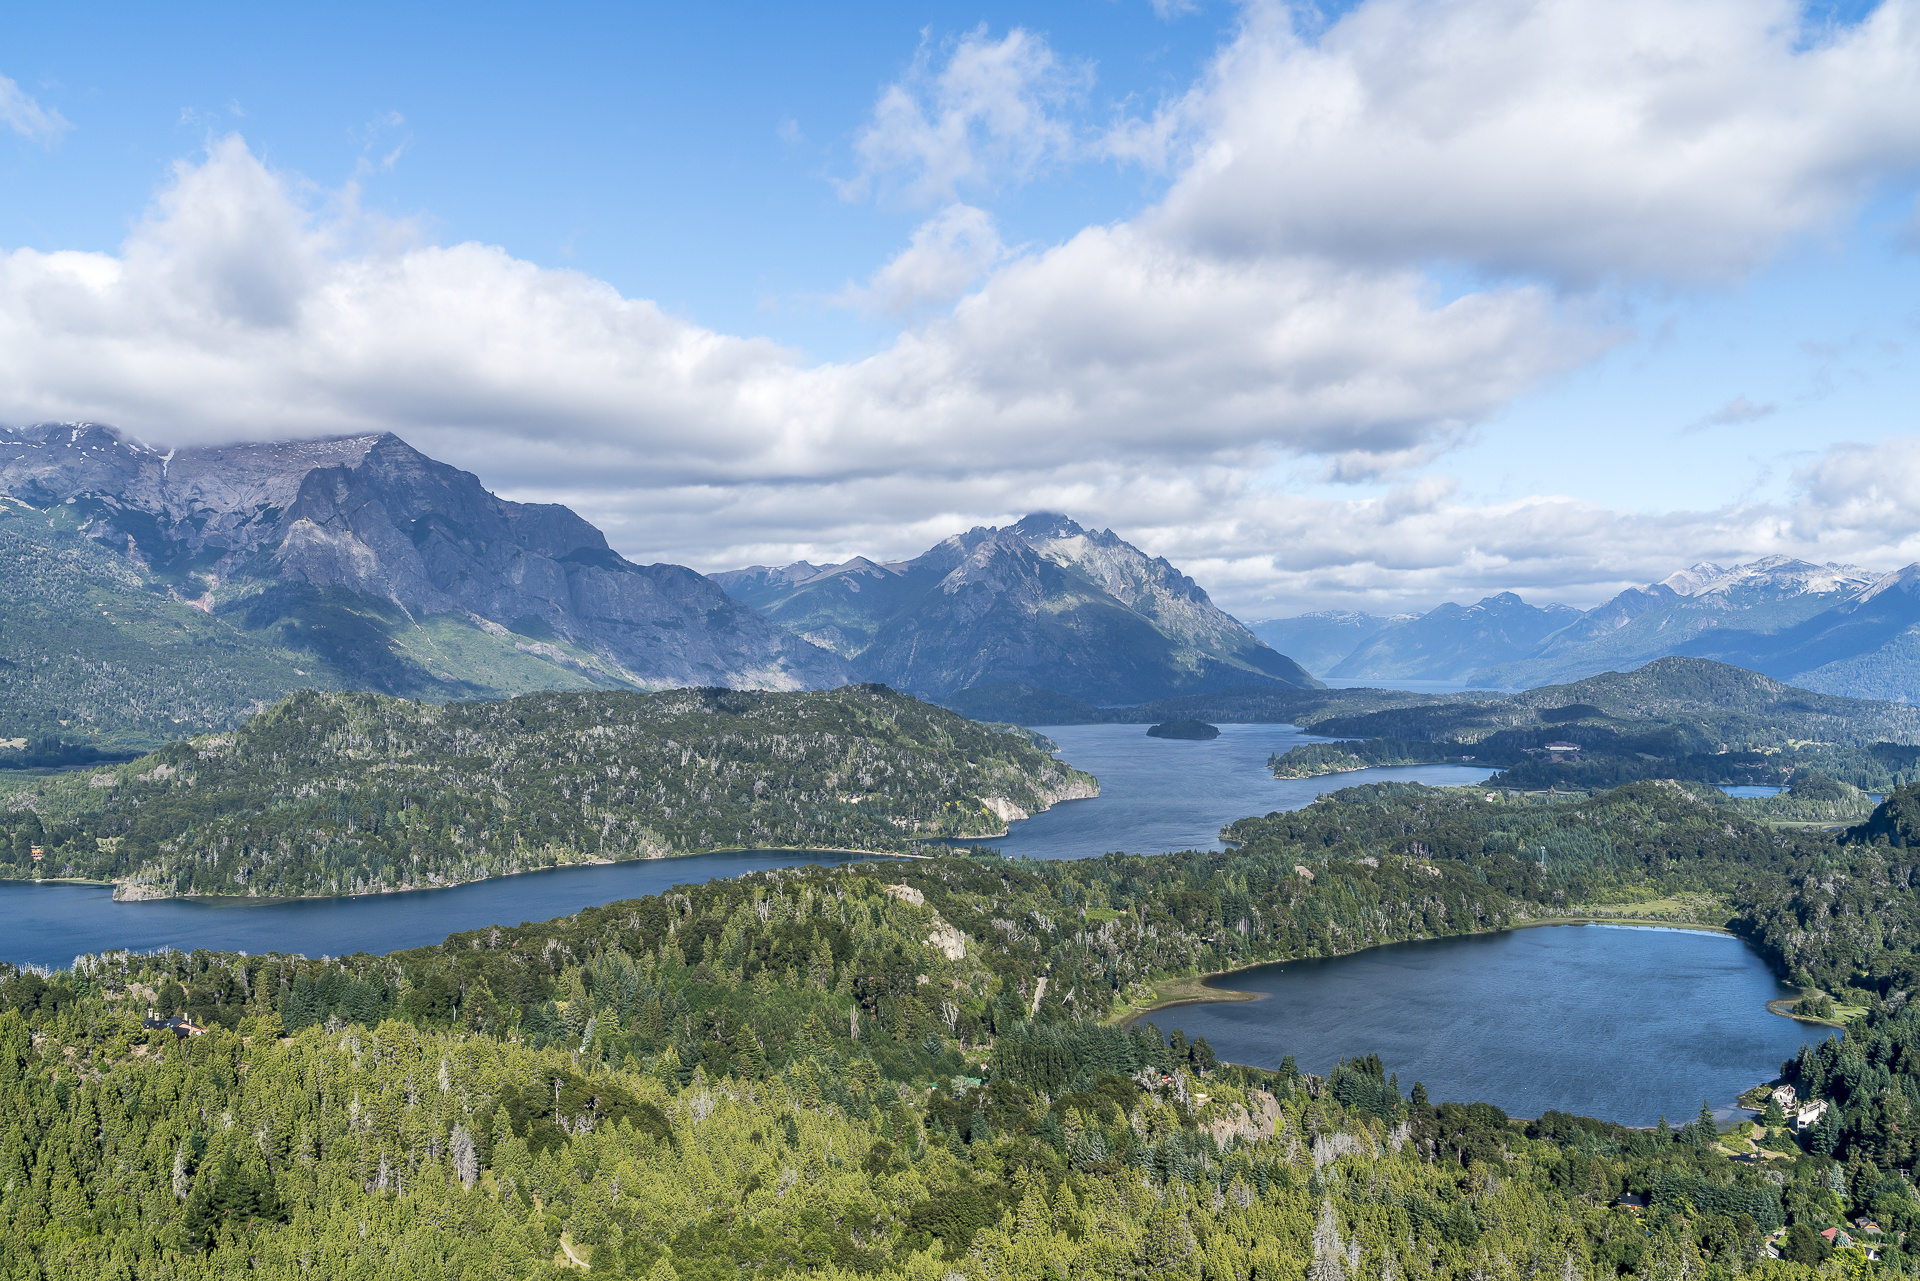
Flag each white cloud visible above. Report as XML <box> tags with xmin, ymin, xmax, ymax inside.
<box><xmin>8</xmin><ymin>0</ymin><xmax>1920</xmax><ymax>621</ymax></box>
<box><xmin>835</xmin><ymin>204</ymin><xmax>1007</xmax><ymax>316</ymax></box>
<box><xmin>0</xmin><ymin>135</ymin><xmax>1598</xmax><ymax>490</ymax></box>
<box><xmin>844</xmin><ymin>27</ymin><xmax>1087</xmax><ymax>206</ymax></box>
<box><xmin>1135</xmin><ymin>0</ymin><xmax>1920</xmax><ymax>284</ymax></box>
<box><xmin>1687</xmin><ymin>395</ymin><xmax>1777</xmax><ymax>432</ymax></box>
<box><xmin>0</xmin><ymin>74</ymin><xmax>71</xmax><ymax>146</ymax></box>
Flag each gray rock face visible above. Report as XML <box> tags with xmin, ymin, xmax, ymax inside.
<box><xmin>0</xmin><ymin>423</ymin><xmax>848</xmax><ymax>692</ymax></box>
<box><xmin>716</xmin><ymin>512</ymin><xmax>1316</xmax><ymax>704</ymax></box>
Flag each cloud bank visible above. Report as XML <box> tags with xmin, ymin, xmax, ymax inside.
<box><xmin>2</xmin><ymin>1</ymin><xmax>1920</xmax><ymax>618</ymax></box>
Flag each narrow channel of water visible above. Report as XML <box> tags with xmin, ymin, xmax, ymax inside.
<box><xmin>1137</xmin><ymin>923</ymin><xmax>1828</xmax><ymax>1126</ymax></box>
<box><xmin>1</xmin><ymin>851</ymin><xmax>884</xmax><ymax>970</ymax></box>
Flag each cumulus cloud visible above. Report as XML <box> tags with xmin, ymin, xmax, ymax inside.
<box><xmin>835</xmin><ymin>203</ymin><xmax>1007</xmax><ymax>316</ymax></box>
<box><xmin>0</xmin><ymin>135</ymin><xmax>1599</xmax><ymax>492</ymax></box>
<box><xmin>0</xmin><ymin>74</ymin><xmax>71</xmax><ymax>145</ymax></box>
<box><xmin>843</xmin><ymin>26</ymin><xmax>1087</xmax><ymax>205</ymax></box>
<box><xmin>1136</xmin><ymin>0</ymin><xmax>1920</xmax><ymax>284</ymax></box>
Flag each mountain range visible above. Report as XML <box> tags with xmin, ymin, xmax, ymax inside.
<box><xmin>713</xmin><ymin>512</ymin><xmax>1317</xmax><ymax>704</ymax></box>
<box><xmin>1255</xmin><ymin>555</ymin><xmax>1920</xmax><ymax>701</ymax></box>
<box><xmin>0</xmin><ymin>423</ymin><xmax>847</xmax><ymax>749</ymax></box>
<box><xmin>0</xmin><ymin>425</ymin><xmax>1315</xmax><ymax>752</ymax></box>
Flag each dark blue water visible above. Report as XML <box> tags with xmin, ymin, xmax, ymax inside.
<box><xmin>965</xmin><ymin>723</ymin><xmax>1494</xmax><ymax>862</ymax></box>
<box><xmin>0</xmin><ymin>724</ymin><xmax>1491</xmax><ymax>968</ymax></box>
<box><xmin>1</xmin><ymin>851</ymin><xmax>884</xmax><ymax>970</ymax></box>
<box><xmin>1140</xmin><ymin>923</ymin><xmax>1827</xmax><ymax>1126</ymax></box>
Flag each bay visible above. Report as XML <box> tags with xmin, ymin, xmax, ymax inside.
<box><xmin>1137</xmin><ymin>923</ymin><xmax>1828</xmax><ymax>1126</ymax></box>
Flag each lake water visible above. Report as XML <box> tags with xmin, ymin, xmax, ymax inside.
<box><xmin>1</xmin><ymin>850</ymin><xmax>885</xmax><ymax>970</ymax></box>
<box><xmin>1139</xmin><ymin>923</ymin><xmax>1827</xmax><ymax>1126</ymax></box>
<box><xmin>1720</xmin><ymin>785</ymin><xmax>1783</xmax><ymax>798</ymax></box>
<box><xmin>960</xmin><ymin>723</ymin><xmax>1494</xmax><ymax>862</ymax></box>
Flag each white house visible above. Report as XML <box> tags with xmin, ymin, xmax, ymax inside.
<box><xmin>1795</xmin><ymin>1099</ymin><xmax>1829</xmax><ymax>1131</ymax></box>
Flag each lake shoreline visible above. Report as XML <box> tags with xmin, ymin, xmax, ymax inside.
<box><xmin>1117</xmin><ymin>915</ymin><xmax>1799</xmax><ymax>1028</ymax></box>
<box><xmin>2</xmin><ymin>844</ymin><xmax>928</xmax><ymax>906</ymax></box>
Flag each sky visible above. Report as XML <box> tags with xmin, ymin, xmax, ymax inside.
<box><xmin>2</xmin><ymin>0</ymin><xmax>1919</xmax><ymax>620</ymax></box>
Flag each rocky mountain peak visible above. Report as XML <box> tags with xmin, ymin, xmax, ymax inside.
<box><xmin>0</xmin><ymin>423</ymin><xmax>848</xmax><ymax>696</ymax></box>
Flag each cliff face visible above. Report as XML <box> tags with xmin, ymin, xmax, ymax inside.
<box><xmin>0</xmin><ymin>424</ymin><xmax>848</xmax><ymax>722</ymax></box>
<box><xmin>715</xmin><ymin>513</ymin><xmax>1317</xmax><ymax>704</ymax></box>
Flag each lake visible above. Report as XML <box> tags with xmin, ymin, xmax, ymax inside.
<box><xmin>1138</xmin><ymin>923</ymin><xmax>1828</xmax><ymax>1126</ymax></box>
<box><xmin>3</xmin><ymin>724</ymin><xmax>1488</xmax><ymax>968</ymax></box>
<box><xmin>962</xmin><ymin>723</ymin><xmax>1493</xmax><ymax>862</ymax></box>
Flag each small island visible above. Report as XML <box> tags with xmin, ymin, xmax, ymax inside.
<box><xmin>1147</xmin><ymin>718</ymin><xmax>1221</xmax><ymax>740</ymax></box>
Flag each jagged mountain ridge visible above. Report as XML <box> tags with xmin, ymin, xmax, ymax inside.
<box><xmin>713</xmin><ymin>513</ymin><xmax>1317</xmax><ymax>703</ymax></box>
<box><xmin>0</xmin><ymin>423</ymin><xmax>847</xmax><ymax>745</ymax></box>
<box><xmin>1263</xmin><ymin>553</ymin><xmax>1920</xmax><ymax>701</ymax></box>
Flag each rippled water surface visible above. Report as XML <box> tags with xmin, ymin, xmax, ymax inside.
<box><xmin>1136</xmin><ymin>923</ymin><xmax>1828</xmax><ymax>1126</ymax></box>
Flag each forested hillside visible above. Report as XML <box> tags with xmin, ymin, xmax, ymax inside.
<box><xmin>0</xmin><ymin>686</ymin><xmax>1094</xmax><ymax>898</ymax></box>
<box><xmin>12</xmin><ymin>770</ymin><xmax>1920</xmax><ymax>1277</ymax></box>
<box><xmin>1266</xmin><ymin>659</ymin><xmax>1920</xmax><ymax>793</ymax></box>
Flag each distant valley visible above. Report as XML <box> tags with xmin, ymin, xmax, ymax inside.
<box><xmin>1256</xmin><ymin>555</ymin><xmax>1920</xmax><ymax>701</ymax></box>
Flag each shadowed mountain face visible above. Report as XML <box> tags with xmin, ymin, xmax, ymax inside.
<box><xmin>0</xmin><ymin>424</ymin><xmax>847</xmax><ymax>744</ymax></box>
<box><xmin>713</xmin><ymin>513</ymin><xmax>1317</xmax><ymax>704</ymax></box>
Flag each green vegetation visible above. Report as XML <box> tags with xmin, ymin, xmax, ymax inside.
<box><xmin>1267</xmin><ymin>738</ymin><xmax>1469</xmax><ymax>778</ymax></box>
<box><xmin>0</xmin><ymin>685</ymin><xmax>1093</xmax><ymax>897</ymax></box>
<box><xmin>1264</xmin><ymin>659</ymin><xmax>1920</xmax><ymax>794</ymax></box>
<box><xmin>1145</xmin><ymin>720</ymin><xmax>1220</xmax><ymax>741</ymax></box>
<box><xmin>18</xmin><ymin>702</ymin><xmax>1920</xmax><ymax>1274</ymax></box>
<box><xmin>7</xmin><ymin>778</ymin><xmax>1909</xmax><ymax>1280</ymax></box>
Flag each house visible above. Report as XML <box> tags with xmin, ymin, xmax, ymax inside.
<box><xmin>1769</xmin><ymin>1083</ymin><xmax>1797</xmax><ymax>1110</ymax></box>
<box><xmin>1543</xmin><ymin>742</ymin><xmax>1582</xmax><ymax>754</ymax></box>
<box><xmin>1822</xmin><ymin>1228</ymin><xmax>1861</xmax><ymax>1251</ymax></box>
<box><xmin>1794</xmin><ymin>1099</ymin><xmax>1829</xmax><ymax>1131</ymax></box>
<box><xmin>142</xmin><ymin>1013</ymin><xmax>206</xmax><ymax>1039</ymax></box>
<box><xmin>28</xmin><ymin>845</ymin><xmax>42</xmax><ymax>861</ymax></box>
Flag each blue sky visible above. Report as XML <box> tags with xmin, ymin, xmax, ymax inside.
<box><xmin>3</xmin><ymin>0</ymin><xmax>1919</xmax><ymax>617</ymax></box>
